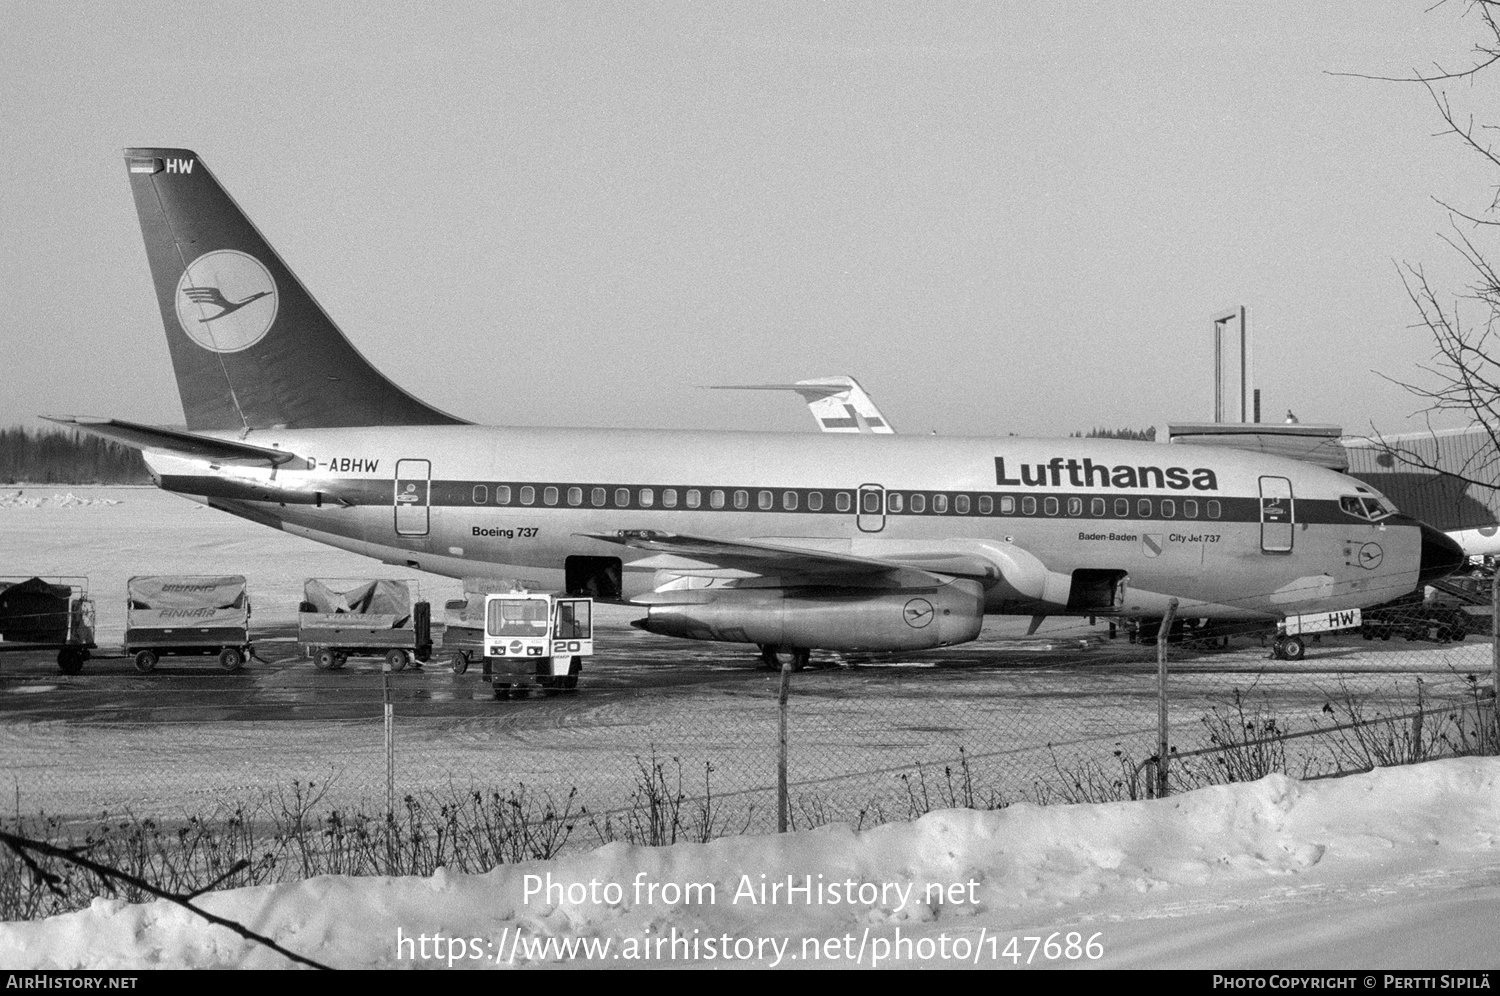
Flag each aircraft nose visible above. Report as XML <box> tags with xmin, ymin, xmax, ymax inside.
<box><xmin>1418</xmin><ymin>523</ymin><xmax>1466</xmax><ymax>585</ymax></box>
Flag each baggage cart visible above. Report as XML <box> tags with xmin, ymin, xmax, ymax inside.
<box><xmin>125</xmin><ymin>575</ymin><xmax>251</xmax><ymax>672</ymax></box>
<box><xmin>298</xmin><ymin>578</ymin><xmax>432</xmax><ymax>671</ymax></box>
<box><xmin>0</xmin><ymin>576</ymin><xmax>95</xmax><ymax>674</ymax></box>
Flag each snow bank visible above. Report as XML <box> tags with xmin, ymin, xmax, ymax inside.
<box><xmin>4</xmin><ymin>758</ymin><xmax>1500</xmax><ymax>970</ymax></box>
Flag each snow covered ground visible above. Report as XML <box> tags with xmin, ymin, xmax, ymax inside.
<box><xmin>3</xmin><ymin>758</ymin><xmax>1500</xmax><ymax>970</ymax></box>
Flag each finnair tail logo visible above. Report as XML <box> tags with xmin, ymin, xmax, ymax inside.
<box><xmin>174</xmin><ymin>250</ymin><xmax>278</xmax><ymax>353</ymax></box>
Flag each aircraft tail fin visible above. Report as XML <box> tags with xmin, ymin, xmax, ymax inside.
<box><xmin>708</xmin><ymin>376</ymin><xmax>895</xmax><ymax>433</ymax></box>
<box><xmin>124</xmin><ymin>148</ymin><xmax>466</xmax><ymax>431</ymax></box>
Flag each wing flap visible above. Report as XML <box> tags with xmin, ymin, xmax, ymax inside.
<box><xmin>581</xmin><ymin>529</ymin><xmax>981</xmax><ymax>588</ymax></box>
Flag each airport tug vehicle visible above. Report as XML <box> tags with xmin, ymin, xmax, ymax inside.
<box><xmin>481</xmin><ymin>588</ymin><xmax>593</xmax><ymax>698</ymax></box>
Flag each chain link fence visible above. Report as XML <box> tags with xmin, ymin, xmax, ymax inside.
<box><xmin>4</xmin><ymin>614</ymin><xmax>1495</xmax><ymax>841</ymax></box>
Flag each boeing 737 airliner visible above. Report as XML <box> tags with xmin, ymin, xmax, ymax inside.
<box><xmin>46</xmin><ymin>149</ymin><xmax>1466</xmax><ymax>668</ymax></box>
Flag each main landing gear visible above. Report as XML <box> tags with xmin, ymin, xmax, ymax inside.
<box><xmin>758</xmin><ymin>645</ymin><xmax>811</xmax><ymax>671</ymax></box>
<box><xmin>1271</xmin><ymin>635</ymin><xmax>1306</xmax><ymax>661</ymax></box>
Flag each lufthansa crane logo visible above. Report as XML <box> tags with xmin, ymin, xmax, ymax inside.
<box><xmin>1358</xmin><ymin>543</ymin><xmax>1384</xmax><ymax>570</ymax></box>
<box><xmin>903</xmin><ymin>598</ymin><xmax>935</xmax><ymax>629</ymax></box>
<box><xmin>174</xmin><ymin>250</ymin><xmax>278</xmax><ymax>353</ymax></box>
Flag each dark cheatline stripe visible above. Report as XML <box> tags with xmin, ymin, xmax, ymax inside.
<box><xmin>163</xmin><ymin>474</ymin><xmax>1373</xmax><ymax>528</ymax></box>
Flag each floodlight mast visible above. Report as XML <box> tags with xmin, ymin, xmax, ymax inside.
<box><xmin>1212</xmin><ymin>306</ymin><xmax>1252</xmax><ymax>423</ymax></box>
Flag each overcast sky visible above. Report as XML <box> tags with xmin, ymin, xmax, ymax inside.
<box><xmin>2</xmin><ymin>1</ymin><xmax>1496</xmax><ymax>438</ymax></box>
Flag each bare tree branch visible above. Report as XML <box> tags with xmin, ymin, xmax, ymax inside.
<box><xmin>0</xmin><ymin>829</ymin><xmax>332</xmax><ymax>971</ymax></box>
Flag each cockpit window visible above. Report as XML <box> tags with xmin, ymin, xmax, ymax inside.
<box><xmin>1340</xmin><ymin>494</ymin><xmax>1394</xmax><ymax>521</ymax></box>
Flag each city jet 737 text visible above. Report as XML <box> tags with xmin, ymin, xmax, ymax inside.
<box><xmin>47</xmin><ymin>148</ymin><xmax>1466</xmax><ymax>667</ymax></box>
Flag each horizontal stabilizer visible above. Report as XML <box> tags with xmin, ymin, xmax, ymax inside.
<box><xmin>41</xmin><ymin>415</ymin><xmax>300</xmax><ymax>468</ymax></box>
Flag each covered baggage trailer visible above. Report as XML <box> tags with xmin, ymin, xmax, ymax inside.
<box><xmin>299</xmin><ymin>578</ymin><xmax>432</xmax><ymax>671</ymax></box>
<box><xmin>0</xmin><ymin>576</ymin><xmax>95</xmax><ymax>674</ymax></box>
<box><xmin>125</xmin><ymin>575</ymin><xmax>251</xmax><ymax>672</ymax></box>
<box><xmin>482</xmin><ymin>589</ymin><xmax>593</xmax><ymax>699</ymax></box>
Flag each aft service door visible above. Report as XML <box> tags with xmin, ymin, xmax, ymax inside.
<box><xmin>1259</xmin><ymin>476</ymin><xmax>1294</xmax><ymax>553</ymax></box>
<box><xmin>394</xmin><ymin>459</ymin><xmax>431</xmax><ymax>536</ymax></box>
<box><xmin>857</xmin><ymin>484</ymin><xmax>885</xmax><ymax>533</ymax></box>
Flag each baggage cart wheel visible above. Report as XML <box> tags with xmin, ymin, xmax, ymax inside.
<box><xmin>57</xmin><ymin>648</ymin><xmax>85</xmax><ymax>675</ymax></box>
<box><xmin>313</xmin><ymin>648</ymin><xmax>337</xmax><ymax>671</ymax></box>
<box><xmin>385</xmin><ymin>649</ymin><xmax>409</xmax><ymax>672</ymax></box>
<box><xmin>450</xmin><ymin>651</ymin><xmax>469</xmax><ymax>675</ymax></box>
<box><xmin>219</xmin><ymin>647</ymin><xmax>245</xmax><ymax>672</ymax></box>
<box><xmin>133</xmin><ymin>650</ymin><xmax>158</xmax><ymax>673</ymax></box>
<box><xmin>333</xmin><ymin>653</ymin><xmax>349</xmax><ymax>669</ymax></box>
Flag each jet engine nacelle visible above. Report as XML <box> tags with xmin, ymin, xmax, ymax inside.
<box><xmin>632</xmin><ymin>578</ymin><xmax>985</xmax><ymax>652</ymax></box>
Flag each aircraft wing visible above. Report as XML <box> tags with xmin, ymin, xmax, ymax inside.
<box><xmin>579</xmin><ymin>530</ymin><xmax>998</xmax><ymax>587</ymax></box>
<box><xmin>40</xmin><ymin>415</ymin><xmax>301</xmax><ymax>468</ymax></box>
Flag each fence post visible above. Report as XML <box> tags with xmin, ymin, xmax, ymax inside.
<box><xmin>384</xmin><ymin>658</ymin><xmax>395</xmax><ymax>818</ymax></box>
<box><xmin>1492</xmin><ymin>572</ymin><xmax>1499</xmax><ymax>751</ymax></box>
<box><xmin>1156</xmin><ymin>598</ymin><xmax>1179</xmax><ymax>797</ymax></box>
<box><xmin>778</xmin><ymin>659</ymin><xmax>792</xmax><ymax>833</ymax></box>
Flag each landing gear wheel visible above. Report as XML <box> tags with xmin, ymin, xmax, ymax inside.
<box><xmin>56</xmin><ymin>648</ymin><xmax>84</xmax><ymax>675</ymax></box>
<box><xmin>385</xmin><ymin>649</ymin><xmax>409</xmax><ymax>672</ymax></box>
<box><xmin>313</xmin><ymin>648</ymin><xmax>337</xmax><ymax>671</ymax></box>
<box><xmin>450</xmin><ymin>651</ymin><xmax>470</xmax><ymax>675</ymax></box>
<box><xmin>218</xmin><ymin>647</ymin><xmax>245</xmax><ymax>672</ymax></box>
<box><xmin>759</xmin><ymin>646</ymin><xmax>809</xmax><ymax>671</ymax></box>
<box><xmin>133</xmin><ymin>649</ymin><xmax>158</xmax><ymax>673</ymax></box>
<box><xmin>1275</xmin><ymin>635</ymin><xmax>1306</xmax><ymax>661</ymax></box>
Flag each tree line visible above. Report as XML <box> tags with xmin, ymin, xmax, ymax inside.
<box><xmin>0</xmin><ymin>426</ymin><xmax>150</xmax><ymax>485</ymax></box>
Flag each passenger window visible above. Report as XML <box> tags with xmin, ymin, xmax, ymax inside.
<box><xmin>911</xmin><ymin>493</ymin><xmax>926</xmax><ymax>513</ymax></box>
<box><xmin>734</xmin><ymin>490</ymin><xmax>749</xmax><ymax>509</ymax></box>
<box><xmin>1137</xmin><ymin>499</ymin><xmax>1152</xmax><ymax>518</ymax></box>
<box><xmin>933</xmin><ymin>494</ymin><xmax>949</xmax><ymax>513</ymax></box>
<box><xmin>887</xmin><ymin>493</ymin><xmax>903</xmax><ymax>513</ymax></box>
<box><xmin>495</xmin><ymin>485</ymin><xmax>511</xmax><ymax>505</ymax></box>
<box><xmin>686</xmin><ymin>489</ymin><xmax>701</xmax><ymax>509</ymax></box>
<box><xmin>1160</xmin><ymin>499</ymin><xmax>1175</xmax><ymax>518</ymax></box>
<box><xmin>543</xmin><ymin>486</ymin><xmax>559</xmax><ymax>506</ymax></box>
<box><xmin>956</xmin><ymin>495</ymin><xmax>971</xmax><ymax>514</ymax></box>
<box><xmin>1184</xmin><ymin>499</ymin><xmax>1197</xmax><ymax>518</ymax></box>
<box><xmin>835</xmin><ymin>492</ymin><xmax>852</xmax><ymax>513</ymax></box>
<box><xmin>783</xmin><ymin>491</ymin><xmax>798</xmax><ymax>511</ymax></box>
<box><xmin>568</xmin><ymin>487</ymin><xmax>583</xmax><ymax>506</ymax></box>
<box><xmin>520</xmin><ymin>486</ymin><xmax>535</xmax><ymax>506</ymax></box>
<box><xmin>1022</xmin><ymin>496</ymin><xmax>1036</xmax><ymax>515</ymax></box>
<box><xmin>589</xmin><ymin>487</ymin><xmax>604</xmax><ymax>507</ymax></box>
<box><xmin>1091</xmin><ymin>498</ymin><xmax>1105</xmax><ymax>516</ymax></box>
<box><xmin>1067</xmin><ymin>497</ymin><xmax>1082</xmax><ymax>516</ymax></box>
<box><xmin>979</xmin><ymin>495</ymin><xmax>993</xmax><ymax>514</ymax></box>
<box><xmin>759</xmin><ymin>490</ymin><xmax>774</xmax><ymax>510</ymax></box>
<box><xmin>472</xmin><ymin>485</ymin><xmax>488</xmax><ymax>504</ymax></box>
<box><xmin>1000</xmin><ymin>496</ymin><xmax>1014</xmax><ymax>514</ymax></box>
<box><xmin>1208</xmin><ymin>500</ymin><xmax>1221</xmax><ymax>519</ymax></box>
<box><xmin>1044</xmin><ymin>496</ymin><xmax>1059</xmax><ymax>515</ymax></box>
<box><xmin>710</xmin><ymin>490</ymin><xmax>725</xmax><ymax>509</ymax></box>
<box><xmin>616</xmin><ymin>488</ymin><xmax>631</xmax><ymax>506</ymax></box>
<box><xmin>1114</xmin><ymin>498</ymin><xmax>1129</xmax><ymax>517</ymax></box>
<box><xmin>662</xmin><ymin>488</ymin><xmax>677</xmax><ymax>508</ymax></box>
<box><xmin>808</xmin><ymin>491</ymin><xmax>824</xmax><ymax>512</ymax></box>
<box><xmin>862</xmin><ymin>491</ymin><xmax>881</xmax><ymax>513</ymax></box>
<box><xmin>639</xmin><ymin>488</ymin><xmax>654</xmax><ymax>507</ymax></box>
